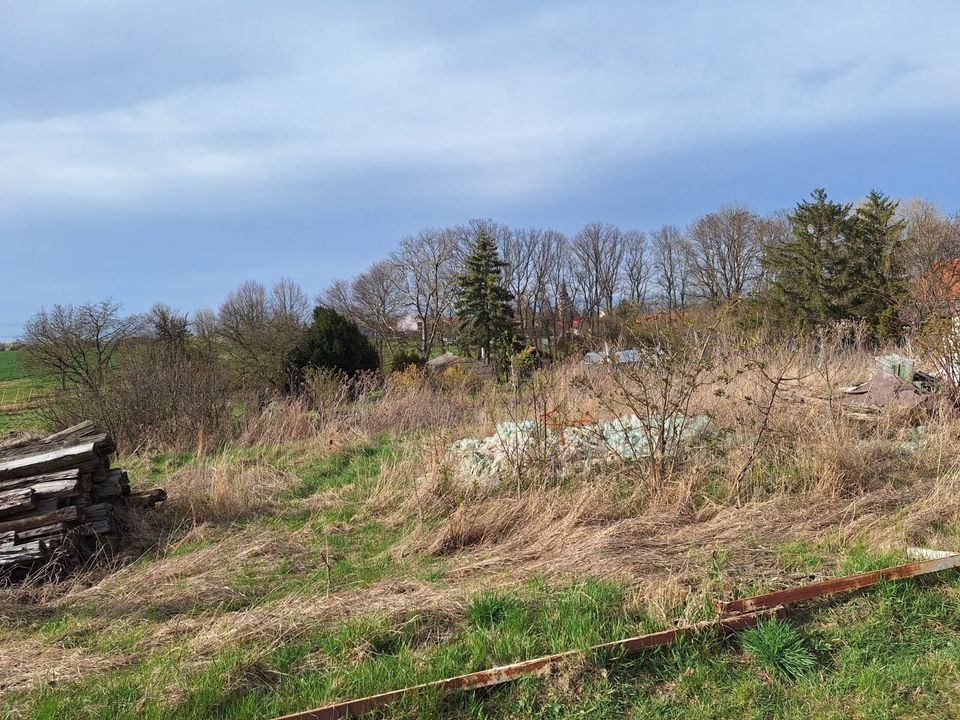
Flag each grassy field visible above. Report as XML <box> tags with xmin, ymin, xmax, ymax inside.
<box><xmin>3</xmin><ymin>343</ymin><xmax>960</xmax><ymax>718</ymax></box>
<box><xmin>0</xmin><ymin>350</ymin><xmax>54</xmax><ymax>433</ymax></box>
<box><xmin>3</xmin><ymin>436</ymin><xmax>959</xmax><ymax>720</ymax></box>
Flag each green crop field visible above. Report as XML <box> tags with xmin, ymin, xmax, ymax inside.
<box><xmin>0</xmin><ymin>349</ymin><xmax>30</xmax><ymax>382</ymax></box>
<box><xmin>0</xmin><ymin>350</ymin><xmax>52</xmax><ymax>433</ymax></box>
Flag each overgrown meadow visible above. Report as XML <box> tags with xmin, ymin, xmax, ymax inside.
<box><xmin>3</xmin><ymin>323</ymin><xmax>960</xmax><ymax>719</ymax></box>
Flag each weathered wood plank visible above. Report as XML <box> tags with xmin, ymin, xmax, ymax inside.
<box><xmin>0</xmin><ymin>468</ymin><xmax>80</xmax><ymax>492</ymax></box>
<box><xmin>16</xmin><ymin>523</ymin><xmax>68</xmax><ymax>541</ymax></box>
<box><xmin>0</xmin><ymin>439</ymin><xmax>108</xmax><ymax>480</ymax></box>
<box><xmin>0</xmin><ymin>487</ymin><xmax>36</xmax><ymax>517</ymax></box>
<box><xmin>31</xmin><ymin>478</ymin><xmax>81</xmax><ymax>498</ymax></box>
<box><xmin>0</xmin><ymin>506</ymin><xmax>81</xmax><ymax>534</ymax></box>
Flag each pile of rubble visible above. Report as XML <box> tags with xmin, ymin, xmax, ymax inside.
<box><xmin>841</xmin><ymin>354</ymin><xmax>944</xmax><ymax>413</ymax></box>
<box><xmin>451</xmin><ymin>414</ymin><xmax>710</xmax><ymax>487</ymax></box>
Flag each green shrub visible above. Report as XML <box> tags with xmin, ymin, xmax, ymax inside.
<box><xmin>389</xmin><ymin>349</ymin><xmax>424</xmax><ymax>372</ymax></box>
<box><xmin>286</xmin><ymin>307</ymin><xmax>380</xmax><ymax>388</ymax></box>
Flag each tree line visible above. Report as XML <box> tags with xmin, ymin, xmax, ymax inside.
<box><xmin>20</xmin><ymin>190</ymin><xmax>960</xmax><ymax>397</ymax></box>
<box><xmin>323</xmin><ymin>191</ymin><xmax>960</xmax><ymax>358</ymax></box>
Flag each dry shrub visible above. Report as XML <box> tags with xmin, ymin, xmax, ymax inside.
<box><xmin>302</xmin><ymin>367</ymin><xmax>353</xmax><ymax>424</ymax></box>
<box><xmin>360</xmin><ymin>375</ymin><xmax>474</xmax><ymax>435</ymax></box>
<box><xmin>375</xmin><ymin>326</ymin><xmax>960</xmax><ymax>595</ymax></box>
<box><xmin>43</xmin><ymin>343</ymin><xmax>230</xmax><ymax>453</ymax></box>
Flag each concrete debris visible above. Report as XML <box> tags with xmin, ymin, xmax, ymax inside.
<box><xmin>451</xmin><ymin>414</ymin><xmax>710</xmax><ymax>486</ymax></box>
<box><xmin>582</xmin><ymin>348</ymin><xmax>640</xmax><ymax>365</ymax></box>
<box><xmin>842</xmin><ymin>354</ymin><xmax>943</xmax><ymax>412</ymax></box>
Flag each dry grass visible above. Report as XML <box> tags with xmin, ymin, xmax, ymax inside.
<box><xmin>161</xmin><ymin>458</ymin><xmax>298</xmax><ymax>525</ymax></box>
<box><xmin>5</xmin><ymin>333</ymin><xmax>960</xmax><ymax>706</ymax></box>
<box><xmin>374</xmin><ymin>337</ymin><xmax>960</xmax><ymax>605</ymax></box>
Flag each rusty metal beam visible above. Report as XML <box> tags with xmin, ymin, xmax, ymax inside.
<box><xmin>717</xmin><ymin>552</ymin><xmax>960</xmax><ymax>615</ymax></box>
<box><xmin>272</xmin><ymin>607</ymin><xmax>780</xmax><ymax>720</ymax></box>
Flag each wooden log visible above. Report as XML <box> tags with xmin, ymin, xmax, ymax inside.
<box><xmin>0</xmin><ymin>506</ymin><xmax>80</xmax><ymax>534</ymax></box>
<box><xmin>0</xmin><ymin>541</ymin><xmax>46</xmax><ymax>567</ymax></box>
<box><xmin>0</xmin><ymin>436</ymin><xmax>112</xmax><ymax>480</ymax></box>
<box><xmin>0</xmin><ymin>553</ymin><xmax>47</xmax><ymax>566</ymax></box>
<box><xmin>0</xmin><ymin>487</ymin><xmax>36</xmax><ymax>517</ymax></box>
<box><xmin>92</xmin><ymin>469</ymin><xmax>124</xmax><ymax>498</ymax></box>
<box><xmin>82</xmin><ymin>503</ymin><xmax>111</xmax><ymax>522</ymax></box>
<box><xmin>31</xmin><ymin>478</ymin><xmax>80</xmax><ymax>499</ymax></box>
<box><xmin>0</xmin><ymin>530</ymin><xmax>14</xmax><ymax>547</ymax></box>
<box><xmin>79</xmin><ymin>519</ymin><xmax>111</xmax><ymax>535</ymax></box>
<box><xmin>0</xmin><ymin>422</ymin><xmax>109</xmax><ymax>462</ymax></box>
<box><xmin>0</xmin><ymin>468</ymin><xmax>81</xmax><ymax>493</ymax></box>
<box><xmin>34</xmin><ymin>497</ymin><xmax>70</xmax><ymax>513</ymax></box>
<box><xmin>43</xmin><ymin>421</ymin><xmax>97</xmax><ymax>445</ymax></box>
<box><xmin>129</xmin><ymin>488</ymin><xmax>167</xmax><ymax>508</ymax></box>
<box><xmin>16</xmin><ymin>523</ymin><xmax>68</xmax><ymax>542</ymax></box>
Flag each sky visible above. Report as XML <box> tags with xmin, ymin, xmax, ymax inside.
<box><xmin>3</xmin><ymin>0</ymin><xmax>960</xmax><ymax>340</ymax></box>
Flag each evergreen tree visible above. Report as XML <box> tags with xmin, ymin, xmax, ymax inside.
<box><xmin>764</xmin><ymin>188</ymin><xmax>853</xmax><ymax>330</ymax></box>
<box><xmin>848</xmin><ymin>190</ymin><xmax>906</xmax><ymax>341</ymax></box>
<box><xmin>763</xmin><ymin>188</ymin><xmax>906</xmax><ymax>342</ymax></box>
<box><xmin>286</xmin><ymin>306</ymin><xmax>380</xmax><ymax>388</ymax></box>
<box><xmin>454</xmin><ymin>229</ymin><xmax>515</xmax><ymax>361</ymax></box>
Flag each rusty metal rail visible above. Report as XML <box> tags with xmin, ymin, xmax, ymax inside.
<box><xmin>275</xmin><ymin>551</ymin><xmax>960</xmax><ymax>720</ymax></box>
<box><xmin>717</xmin><ymin>552</ymin><xmax>960</xmax><ymax>615</ymax></box>
<box><xmin>273</xmin><ymin>608</ymin><xmax>781</xmax><ymax>720</ymax></box>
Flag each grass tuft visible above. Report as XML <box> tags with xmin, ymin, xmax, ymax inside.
<box><xmin>740</xmin><ymin>619</ymin><xmax>818</xmax><ymax>681</ymax></box>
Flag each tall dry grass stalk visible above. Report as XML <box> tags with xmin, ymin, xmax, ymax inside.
<box><xmin>372</xmin><ymin>328</ymin><xmax>960</xmax><ymax>578</ymax></box>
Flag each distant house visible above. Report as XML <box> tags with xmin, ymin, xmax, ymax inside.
<box><xmin>395</xmin><ymin>314</ymin><xmax>422</xmax><ymax>333</ymax></box>
<box><xmin>918</xmin><ymin>258</ymin><xmax>960</xmax><ymax>308</ymax></box>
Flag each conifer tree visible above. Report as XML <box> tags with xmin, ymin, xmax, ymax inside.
<box><xmin>763</xmin><ymin>188</ymin><xmax>906</xmax><ymax>341</ymax></box>
<box><xmin>764</xmin><ymin>188</ymin><xmax>853</xmax><ymax>330</ymax></box>
<box><xmin>454</xmin><ymin>229</ymin><xmax>515</xmax><ymax>361</ymax></box>
<box><xmin>847</xmin><ymin>190</ymin><xmax>906</xmax><ymax>340</ymax></box>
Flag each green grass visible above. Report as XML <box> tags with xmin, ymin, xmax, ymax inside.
<box><xmin>740</xmin><ymin>619</ymin><xmax>818</xmax><ymax>680</ymax></box>
<box><xmin>0</xmin><ymin>350</ymin><xmax>30</xmax><ymax>382</ymax></box>
<box><xmin>0</xmin><ymin>407</ymin><xmax>45</xmax><ymax>433</ymax></box>
<box><xmin>8</xmin><ymin>566</ymin><xmax>960</xmax><ymax>719</ymax></box>
<box><xmin>4</xmin><ymin>425</ymin><xmax>960</xmax><ymax>719</ymax></box>
<box><xmin>0</xmin><ymin>349</ymin><xmax>56</xmax><ymax>432</ymax></box>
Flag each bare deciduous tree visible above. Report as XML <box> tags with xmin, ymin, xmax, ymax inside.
<box><xmin>352</xmin><ymin>260</ymin><xmax>404</xmax><ymax>352</ymax></box>
<box><xmin>686</xmin><ymin>205</ymin><xmax>763</xmax><ymax>305</ymax></box>
<box><xmin>271</xmin><ymin>278</ymin><xmax>310</xmax><ymax>327</ymax></box>
<box><xmin>217</xmin><ymin>279</ymin><xmax>308</xmax><ymax>388</ymax></box>
<box><xmin>22</xmin><ymin>300</ymin><xmax>143</xmax><ymax>392</ymax></box>
<box><xmin>391</xmin><ymin>228</ymin><xmax>460</xmax><ymax>357</ymax></box>
<box><xmin>622</xmin><ymin>230</ymin><xmax>649</xmax><ymax>308</ymax></box>
<box><xmin>651</xmin><ymin>225</ymin><xmax>689</xmax><ymax>311</ymax></box>
<box><xmin>148</xmin><ymin>303</ymin><xmax>191</xmax><ymax>347</ymax></box>
<box><xmin>193</xmin><ymin>308</ymin><xmax>218</xmax><ymax>352</ymax></box>
<box><xmin>531</xmin><ymin>229</ymin><xmax>567</xmax><ymax>349</ymax></box>
<box><xmin>319</xmin><ymin>278</ymin><xmax>355</xmax><ymax>319</ymax></box>
<box><xmin>898</xmin><ymin>199</ymin><xmax>960</xmax><ymax>324</ymax></box>
<box><xmin>502</xmin><ymin>226</ymin><xmax>538</xmax><ymax>341</ymax></box>
<box><xmin>571</xmin><ymin>222</ymin><xmax>625</xmax><ymax>318</ymax></box>
<box><xmin>900</xmin><ymin>199</ymin><xmax>960</xmax><ymax>281</ymax></box>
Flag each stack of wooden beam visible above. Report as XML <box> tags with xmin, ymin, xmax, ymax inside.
<box><xmin>0</xmin><ymin>421</ymin><xmax>165</xmax><ymax>572</ymax></box>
